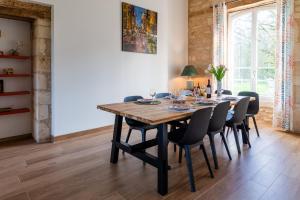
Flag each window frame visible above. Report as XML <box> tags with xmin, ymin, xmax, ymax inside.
<box><xmin>227</xmin><ymin>4</ymin><xmax>277</xmax><ymax>103</ymax></box>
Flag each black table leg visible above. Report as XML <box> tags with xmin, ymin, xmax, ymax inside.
<box><xmin>110</xmin><ymin>115</ymin><xmax>123</xmax><ymax>163</ymax></box>
<box><xmin>157</xmin><ymin>123</ymin><xmax>168</xmax><ymax>195</ymax></box>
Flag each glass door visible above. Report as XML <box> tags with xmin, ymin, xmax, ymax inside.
<box><xmin>228</xmin><ymin>5</ymin><xmax>276</xmax><ymax>101</ymax></box>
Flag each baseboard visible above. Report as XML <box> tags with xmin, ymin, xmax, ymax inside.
<box><xmin>52</xmin><ymin>124</ymin><xmax>115</xmax><ymax>143</ymax></box>
<box><xmin>0</xmin><ymin>133</ymin><xmax>32</xmax><ymax>144</ymax></box>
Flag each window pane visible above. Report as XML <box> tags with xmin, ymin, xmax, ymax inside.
<box><xmin>257</xmin><ymin>80</ymin><xmax>275</xmax><ymax>97</ymax></box>
<box><xmin>233</xmin><ymin>80</ymin><xmax>251</xmax><ymax>93</ymax></box>
<box><xmin>240</xmin><ymin>69</ymin><xmax>251</xmax><ymax>79</ymax></box>
<box><xmin>257</xmin><ymin>68</ymin><xmax>275</xmax><ymax>80</ymax></box>
<box><xmin>257</xmin><ymin>9</ymin><xmax>276</xmax><ymax>69</ymax></box>
<box><xmin>231</xmin><ymin>12</ymin><xmax>252</xmax><ymax>94</ymax></box>
<box><xmin>256</xmin><ymin>8</ymin><xmax>276</xmax><ymax>97</ymax></box>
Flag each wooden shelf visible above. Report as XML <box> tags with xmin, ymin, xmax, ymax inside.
<box><xmin>0</xmin><ymin>55</ymin><xmax>31</xmax><ymax>60</ymax></box>
<box><xmin>0</xmin><ymin>74</ymin><xmax>31</xmax><ymax>77</ymax></box>
<box><xmin>0</xmin><ymin>91</ymin><xmax>31</xmax><ymax>96</ymax></box>
<box><xmin>0</xmin><ymin>108</ymin><xmax>30</xmax><ymax>116</ymax></box>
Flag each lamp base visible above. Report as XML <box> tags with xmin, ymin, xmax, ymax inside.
<box><xmin>186</xmin><ymin>80</ymin><xmax>194</xmax><ymax>90</ymax></box>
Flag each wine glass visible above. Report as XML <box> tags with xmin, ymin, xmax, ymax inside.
<box><xmin>149</xmin><ymin>89</ymin><xmax>156</xmax><ymax>100</ymax></box>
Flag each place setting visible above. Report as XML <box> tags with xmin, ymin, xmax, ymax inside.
<box><xmin>167</xmin><ymin>96</ymin><xmax>195</xmax><ymax>112</ymax></box>
<box><xmin>134</xmin><ymin>98</ymin><xmax>161</xmax><ymax>105</ymax></box>
<box><xmin>134</xmin><ymin>90</ymin><xmax>162</xmax><ymax>105</ymax></box>
<box><xmin>192</xmin><ymin>97</ymin><xmax>219</xmax><ymax>106</ymax></box>
<box><xmin>168</xmin><ymin>103</ymin><xmax>192</xmax><ymax>112</ymax></box>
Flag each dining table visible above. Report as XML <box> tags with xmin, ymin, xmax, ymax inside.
<box><xmin>97</xmin><ymin>95</ymin><xmax>254</xmax><ymax>195</ymax></box>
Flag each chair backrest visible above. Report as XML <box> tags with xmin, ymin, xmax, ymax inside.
<box><xmin>180</xmin><ymin>107</ymin><xmax>213</xmax><ymax>145</ymax></box>
<box><xmin>214</xmin><ymin>89</ymin><xmax>233</xmax><ymax>95</ymax></box>
<box><xmin>124</xmin><ymin>96</ymin><xmax>143</xmax><ymax>103</ymax></box>
<box><xmin>238</xmin><ymin>91</ymin><xmax>259</xmax><ymax>115</ymax></box>
<box><xmin>209</xmin><ymin>101</ymin><xmax>231</xmax><ymax>133</ymax></box>
<box><xmin>232</xmin><ymin>97</ymin><xmax>250</xmax><ymax>124</ymax></box>
<box><xmin>155</xmin><ymin>93</ymin><xmax>171</xmax><ymax>99</ymax></box>
<box><xmin>124</xmin><ymin>96</ymin><xmax>143</xmax><ymax>125</ymax></box>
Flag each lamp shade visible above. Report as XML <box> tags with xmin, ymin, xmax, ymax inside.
<box><xmin>181</xmin><ymin>65</ymin><xmax>198</xmax><ymax>77</ymax></box>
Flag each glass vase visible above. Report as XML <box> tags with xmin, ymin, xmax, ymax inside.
<box><xmin>217</xmin><ymin>80</ymin><xmax>222</xmax><ymax>97</ymax></box>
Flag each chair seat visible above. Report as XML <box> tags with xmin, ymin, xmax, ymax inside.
<box><xmin>168</xmin><ymin>120</ymin><xmax>188</xmax><ymax>129</ymax></box>
<box><xmin>246</xmin><ymin>113</ymin><xmax>255</xmax><ymax>117</ymax></box>
<box><xmin>131</xmin><ymin>124</ymin><xmax>158</xmax><ymax>131</ymax></box>
<box><xmin>127</xmin><ymin>119</ymin><xmax>158</xmax><ymax>130</ymax></box>
<box><xmin>168</xmin><ymin>127</ymin><xmax>186</xmax><ymax>145</ymax></box>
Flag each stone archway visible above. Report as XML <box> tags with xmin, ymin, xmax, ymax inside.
<box><xmin>0</xmin><ymin>1</ymin><xmax>52</xmax><ymax>143</ymax></box>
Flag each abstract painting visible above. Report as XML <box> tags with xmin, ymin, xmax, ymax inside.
<box><xmin>122</xmin><ymin>2</ymin><xmax>157</xmax><ymax>54</ymax></box>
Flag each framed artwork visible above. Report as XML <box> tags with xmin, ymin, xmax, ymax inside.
<box><xmin>122</xmin><ymin>2</ymin><xmax>157</xmax><ymax>54</ymax></box>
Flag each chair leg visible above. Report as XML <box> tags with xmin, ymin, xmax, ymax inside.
<box><xmin>226</xmin><ymin>127</ymin><xmax>231</xmax><ymax>137</ymax></box>
<box><xmin>200</xmin><ymin>144</ymin><xmax>214</xmax><ymax>178</ymax></box>
<box><xmin>252</xmin><ymin>116</ymin><xmax>260</xmax><ymax>137</ymax></box>
<box><xmin>125</xmin><ymin>128</ymin><xmax>132</xmax><ymax>143</ymax></box>
<box><xmin>170</xmin><ymin>125</ymin><xmax>177</xmax><ymax>152</ymax></box>
<box><xmin>123</xmin><ymin>128</ymin><xmax>133</xmax><ymax>154</ymax></box>
<box><xmin>242</xmin><ymin>122</ymin><xmax>251</xmax><ymax>148</ymax></box>
<box><xmin>179</xmin><ymin>147</ymin><xmax>183</xmax><ymax>163</ymax></box>
<box><xmin>184</xmin><ymin>145</ymin><xmax>196</xmax><ymax>192</ymax></box>
<box><xmin>220</xmin><ymin>132</ymin><xmax>232</xmax><ymax>160</ymax></box>
<box><xmin>232</xmin><ymin>125</ymin><xmax>241</xmax><ymax>154</ymax></box>
<box><xmin>243</xmin><ymin>119</ymin><xmax>250</xmax><ymax>138</ymax></box>
<box><xmin>208</xmin><ymin>134</ymin><xmax>218</xmax><ymax>169</ymax></box>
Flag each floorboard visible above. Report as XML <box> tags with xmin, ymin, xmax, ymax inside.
<box><xmin>0</xmin><ymin>122</ymin><xmax>300</xmax><ymax>200</ymax></box>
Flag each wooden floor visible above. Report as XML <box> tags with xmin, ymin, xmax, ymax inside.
<box><xmin>1</xmin><ymin>122</ymin><xmax>300</xmax><ymax>200</ymax></box>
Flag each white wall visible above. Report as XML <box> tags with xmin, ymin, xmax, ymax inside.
<box><xmin>0</xmin><ymin>18</ymin><xmax>32</xmax><ymax>139</ymax></box>
<box><xmin>28</xmin><ymin>0</ymin><xmax>187</xmax><ymax>136</ymax></box>
<box><xmin>167</xmin><ymin>0</ymin><xmax>189</xmax><ymax>91</ymax></box>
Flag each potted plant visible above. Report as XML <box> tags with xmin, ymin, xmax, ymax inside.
<box><xmin>206</xmin><ymin>64</ymin><xmax>228</xmax><ymax>97</ymax></box>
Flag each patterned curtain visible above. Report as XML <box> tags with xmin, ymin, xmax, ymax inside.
<box><xmin>213</xmin><ymin>2</ymin><xmax>227</xmax><ymax>66</ymax></box>
<box><xmin>273</xmin><ymin>0</ymin><xmax>294</xmax><ymax>131</ymax></box>
<box><xmin>213</xmin><ymin>2</ymin><xmax>227</xmax><ymax>88</ymax></box>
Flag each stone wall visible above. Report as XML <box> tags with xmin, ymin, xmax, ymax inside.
<box><xmin>188</xmin><ymin>0</ymin><xmax>213</xmax><ymax>76</ymax></box>
<box><xmin>33</xmin><ymin>18</ymin><xmax>51</xmax><ymax>142</ymax></box>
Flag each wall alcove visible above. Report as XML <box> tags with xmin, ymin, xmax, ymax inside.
<box><xmin>0</xmin><ymin>1</ymin><xmax>52</xmax><ymax>143</ymax></box>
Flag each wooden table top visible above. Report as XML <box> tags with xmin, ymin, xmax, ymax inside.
<box><xmin>97</xmin><ymin>96</ymin><xmax>254</xmax><ymax>126</ymax></box>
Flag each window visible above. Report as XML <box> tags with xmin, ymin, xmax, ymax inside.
<box><xmin>228</xmin><ymin>5</ymin><xmax>277</xmax><ymax>101</ymax></box>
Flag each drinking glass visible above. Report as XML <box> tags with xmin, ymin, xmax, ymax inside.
<box><xmin>149</xmin><ymin>89</ymin><xmax>156</xmax><ymax>100</ymax></box>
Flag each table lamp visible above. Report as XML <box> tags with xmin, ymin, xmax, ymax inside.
<box><xmin>181</xmin><ymin>65</ymin><xmax>198</xmax><ymax>90</ymax></box>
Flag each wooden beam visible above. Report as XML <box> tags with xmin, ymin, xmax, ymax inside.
<box><xmin>0</xmin><ymin>0</ymin><xmax>51</xmax><ymax>19</ymax></box>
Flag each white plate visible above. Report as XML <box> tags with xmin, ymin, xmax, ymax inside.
<box><xmin>168</xmin><ymin>105</ymin><xmax>190</xmax><ymax>111</ymax></box>
<box><xmin>137</xmin><ymin>99</ymin><xmax>153</xmax><ymax>103</ymax></box>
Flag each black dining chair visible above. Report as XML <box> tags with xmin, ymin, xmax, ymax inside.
<box><xmin>225</xmin><ymin>97</ymin><xmax>251</xmax><ymax>154</ymax></box>
<box><xmin>168</xmin><ymin>107</ymin><xmax>214</xmax><ymax>192</ymax></box>
<box><xmin>155</xmin><ymin>92</ymin><xmax>171</xmax><ymax>98</ymax></box>
<box><xmin>214</xmin><ymin>89</ymin><xmax>233</xmax><ymax>95</ymax></box>
<box><xmin>238</xmin><ymin>91</ymin><xmax>260</xmax><ymax>137</ymax></box>
<box><xmin>123</xmin><ymin>96</ymin><xmax>158</xmax><ymax>153</ymax></box>
<box><xmin>207</xmin><ymin>101</ymin><xmax>232</xmax><ymax>169</ymax></box>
